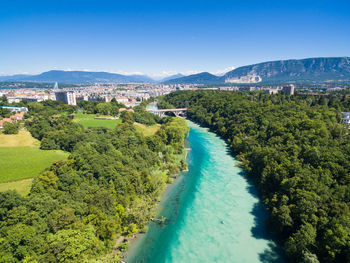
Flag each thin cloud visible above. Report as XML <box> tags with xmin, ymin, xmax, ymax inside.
<box><xmin>211</xmin><ymin>66</ymin><xmax>236</xmax><ymax>76</ymax></box>
<box><xmin>0</xmin><ymin>67</ymin><xmax>237</xmax><ymax>78</ymax></box>
<box><xmin>181</xmin><ymin>70</ymin><xmax>202</xmax><ymax>76</ymax></box>
<box><xmin>149</xmin><ymin>71</ymin><xmax>179</xmax><ymax>80</ymax></box>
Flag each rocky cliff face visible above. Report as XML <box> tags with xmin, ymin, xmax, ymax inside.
<box><xmin>225</xmin><ymin>74</ymin><xmax>262</xmax><ymax>83</ymax></box>
<box><xmin>223</xmin><ymin>57</ymin><xmax>350</xmax><ymax>83</ymax></box>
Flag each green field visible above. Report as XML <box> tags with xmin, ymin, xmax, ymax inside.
<box><xmin>0</xmin><ymin>179</ymin><xmax>33</xmax><ymax>195</ymax></box>
<box><xmin>0</xmin><ymin>146</ymin><xmax>68</xmax><ymax>183</ymax></box>
<box><xmin>0</xmin><ymin>131</ymin><xmax>68</xmax><ymax>194</ymax></box>
<box><xmin>0</xmin><ymin>130</ymin><xmax>39</xmax><ymax>147</ymax></box>
<box><xmin>134</xmin><ymin>123</ymin><xmax>160</xmax><ymax>136</ymax></box>
<box><xmin>74</xmin><ymin>112</ymin><xmax>122</xmax><ymax>129</ymax></box>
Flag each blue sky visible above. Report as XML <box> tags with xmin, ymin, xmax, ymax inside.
<box><xmin>0</xmin><ymin>0</ymin><xmax>349</xmax><ymax>77</ymax></box>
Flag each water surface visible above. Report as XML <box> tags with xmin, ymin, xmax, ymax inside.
<box><xmin>127</xmin><ymin>121</ymin><xmax>283</xmax><ymax>263</ymax></box>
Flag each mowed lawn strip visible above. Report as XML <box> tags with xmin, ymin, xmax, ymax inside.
<box><xmin>73</xmin><ymin>112</ymin><xmax>122</xmax><ymax>129</ymax></box>
<box><xmin>0</xmin><ymin>146</ymin><xmax>69</xmax><ymax>183</ymax></box>
<box><xmin>0</xmin><ymin>179</ymin><xmax>33</xmax><ymax>196</ymax></box>
<box><xmin>0</xmin><ymin>130</ymin><xmax>39</xmax><ymax>147</ymax></box>
<box><xmin>134</xmin><ymin>123</ymin><xmax>161</xmax><ymax>136</ymax></box>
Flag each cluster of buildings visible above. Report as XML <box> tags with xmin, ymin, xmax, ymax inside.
<box><xmin>0</xmin><ymin>106</ymin><xmax>28</xmax><ymax>129</ymax></box>
<box><xmin>266</xmin><ymin>85</ymin><xmax>295</xmax><ymax>95</ymax></box>
<box><xmin>219</xmin><ymin>84</ymin><xmax>349</xmax><ymax>95</ymax></box>
<box><xmin>0</xmin><ymin>83</ymin><xmax>301</xmax><ymax>107</ymax></box>
<box><xmin>54</xmin><ymin>83</ymin><xmax>182</xmax><ymax>106</ymax></box>
<box><xmin>0</xmin><ymin>83</ymin><xmax>178</xmax><ymax>107</ymax></box>
<box><xmin>0</xmin><ymin>89</ymin><xmax>56</xmax><ymax>103</ymax></box>
<box><xmin>0</xmin><ymin>81</ymin><xmax>347</xmax><ymax>110</ymax></box>
<box><xmin>342</xmin><ymin>112</ymin><xmax>350</xmax><ymax>126</ymax></box>
<box><xmin>218</xmin><ymin>85</ymin><xmax>295</xmax><ymax>95</ymax></box>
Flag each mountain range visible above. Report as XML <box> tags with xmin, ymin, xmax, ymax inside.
<box><xmin>0</xmin><ymin>70</ymin><xmax>155</xmax><ymax>84</ymax></box>
<box><xmin>164</xmin><ymin>57</ymin><xmax>350</xmax><ymax>84</ymax></box>
<box><xmin>1</xmin><ymin>57</ymin><xmax>349</xmax><ymax>84</ymax></box>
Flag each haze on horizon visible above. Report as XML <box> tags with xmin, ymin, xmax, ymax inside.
<box><xmin>0</xmin><ymin>0</ymin><xmax>349</xmax><ymax>77</ymax></box>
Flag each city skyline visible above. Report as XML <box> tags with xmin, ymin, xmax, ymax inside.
<box><xmin>1</xmin><ymin>0</ymin><xmax>350</xmax><ymax>76</ymax></box>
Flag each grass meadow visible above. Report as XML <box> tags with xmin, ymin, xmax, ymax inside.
<box><xmin>0</xmin><ymin>146</ymin><xmax>68</xmax><ymax>183</ymax></box>
<box><xmin>73</xmin><ymin>112</ymin><xmax>122</xmax><ymax>129</ymax></box>
<box><xmin>0</xmin><ymin>130</ymin><xmax>68</xmax><ymax>194</ymax></box>
<box><xmin>134</xmin><ymin>123</ymin><xmax>160</xmax><ymax>136</ymax></box>
<box><xmin>0</xmin><ymin>179</ymin><xmax>33</xmax><ymax>195</ymax></box>
<box><xmin>0</xmin><ymin>119</ymin><xmax>161</xmax><ymax>195</ymax></box>
<box><xmin>74</xmin><ymin>112</ymin><xmax>160</xmax><ymax>136</ymax></box>
<box><xmin>0</xmin><ymin>130</ymin><xmax>40</xmax><ymax>147</ymax></box>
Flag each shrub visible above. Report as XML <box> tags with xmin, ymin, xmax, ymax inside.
<box><xmin>3</xmin><ymin>122</ymin><xmax>19</xmax><ymax>134</ymax></box>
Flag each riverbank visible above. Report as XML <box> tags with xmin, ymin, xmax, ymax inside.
<box><xmin>117</xmin><ymin>142</ymin><xmax>190</xmax><ymax>260</ymax></box>
<box><xmin>125</xmin><ymin>170</ymin><xmax>185</xmax><ymax>257</ymax></box>
<box><xmin>125</xmin><ymin>120</ymin><xmax>283</xmax><ymax>263</ymax></box>
<box><xmin>124</xmin><ymin>157</ymin><xmax>189</xmax><ymax>261</ymax></box>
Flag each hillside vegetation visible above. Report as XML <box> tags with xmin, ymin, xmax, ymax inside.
<box><xmin>0</xmin><ymin>146</ymin><xmax>68</xmax><ymax>183</ymax></box>
<box><xmin>0</xmin><ymin>130</ymin><xmax>39</xmax><ymax>147</ymax></box>
<box><xmin>224</xmin><ymin>57</ymin><xmax>350</xmax><ymax>83</ymax></box>
<box><xmin>73</xmin><ymin>112</ymin><xmax>122</xmax><ymax>129</ymax></box>
<box><xmin>0</xmin><ymin>131</ymin><xmax>68</xmax><ymax>194</ymax></box>
<box><xmin>0</xmin><ymin>100</ymin><xmax>189</xmax><ymax>262</ymax></box>
<box><xmin>164</xmin><ymin>57</ymin><xmax>350</xmax><ymax>84</ymax></box>
<box><xmin>162</xmin><ymin>90</ymin><xmax>350</xmax><ymax>263</ymax></box>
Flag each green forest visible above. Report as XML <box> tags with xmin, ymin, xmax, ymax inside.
<box><xmin>0</xmin><ymin>100</ymin><xmax>189</xmax><ymax>262</ymax></box>
<box><xmin>162</xmin><ymin>90</ymin><xmax>350</xmax><ymax>263</ymax></box>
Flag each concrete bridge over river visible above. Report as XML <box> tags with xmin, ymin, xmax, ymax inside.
<box><xmin>147</xmin><ymin>108</ymin><xmax>187</xmax><ymax>118</ymax></box>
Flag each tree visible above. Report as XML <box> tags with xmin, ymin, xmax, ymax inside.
<box><xmin>0</xmin><ymin>94</ymin><xmax>7</xmax><ymax>103</ymax></box>
<box><xmin>47</xmin><ymin>226</ymin><xmax>101</xmax><ymax>262</ymax></box>
<box><xmin>302</xmin><ymin>252</ymin><xmax>320</xmax><ymax>263</ymax></box>
<box><xmin>121</xmin><ymin>111</ymin><xmax>135</xmax><ymax>124</ymax></box>
<box><xmin>2</xmin><ymin>122</ymin><xmax>19</xmax><ymax>134</ymax></box>
<box><xmin>96</xmin><ymin>103</ymin><xmax>112</xmax><ymax>115</ymax></box>
<box><xmin>0</xmin><ymin>99</ymin><xmax>189</xmax><ymax>262</ymax></box>
<box><xmin>0</xmin><ymin>107</ymin><xmax>11</xmax><ymax>118</ymax></box>
<box><xmin>161</xmin><ymin>90</ymin><xmax>350</xmax><ymax>262</ymax></box>
<box><xmin>40</xmin><ymin>138</ymin><xmax>59</xmax><ymax>150</ymax></box>
<box><xmin>1</xmin><ymin>224</ymin><xmax>36</xmax><ymax>261</ymax></box>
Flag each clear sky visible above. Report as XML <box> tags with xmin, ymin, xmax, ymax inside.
<box><xmin>0</xmin><ymin>0</ymin><xmax>349</xmax><ymax>77</ymax></box>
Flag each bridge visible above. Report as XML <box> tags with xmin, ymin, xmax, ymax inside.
<box><xmin>147</xmin><ymin>108</ymin><xmax>187</xmax><ymax>118</ymax></box>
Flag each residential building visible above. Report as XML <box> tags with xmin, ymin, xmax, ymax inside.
<box><xmin>283</xmin><ymin>85</ymin><xmax>295</xmax><ymax>95</ymax></box>
<box><xmin>0</xmin><ymin>112</ymin><xmax>25</xmax><ymax>129</ymax></box>
<box><xmin>342</xmin><ymin>112</ymin><xmax>350</xmax><ymax>125</ymax></box>
<box><xmin>266</xmin><ymin>89</ymin><xmax>279</xmax><ymax>95</ymax></box>
<box><xmin>55</xmin><ymin>91</ymin><xmax>77</xmax><ymax>105</ymax></box>
<box><xmin>1</xmin><ymin>106</ymin><xmax>28</xmax><ymax>112</ymax></box>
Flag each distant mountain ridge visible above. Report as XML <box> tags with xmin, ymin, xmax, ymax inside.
<box><xmin>164</xmin><ymin>72</ymin><xmax>221</xmax><ymax>84</ymax></box>
<box><xmin>223</xmin><ymin>57</ymin><xmax>350</xmax><ymax>84</ymax></box>
<box><xmin>158</xmin><ymin>74</ymin><xmax>185</xmax><ymax>82</ymax></box>
<box><xmin>1</xmin><ymin>57</ymin><xmax>349</xmax><ymax>84</ymax></box>
<box><xmin>0</xmin><ymin>70</ymin><xmax>154</xmax><ymax>84</ymax></box>
<box><xmin>0</xmin><ymin>74</ymin><xmax>31</xmax><ymax>81</ymax></box>
<box><xmin>165</xmin><ymin>57</ymin><xmax>350</xmax><ymax>84</ymax></box>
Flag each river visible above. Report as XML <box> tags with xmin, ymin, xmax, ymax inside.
<box><xmin>127</xmin><ymin>114</ymin><xmax>283</xmax><ymax>262</ymax></box>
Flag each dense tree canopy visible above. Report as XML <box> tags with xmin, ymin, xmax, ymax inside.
<box><xmin>0</xmin><ymin>101</ymin><xmax>188</xmax><ymax>262</ymax></box>
<box><xmin>162</xmin><ymin>90</ymin><xmax>350</xmax><ymax>263</ymax></box>
<box><xmin>0</xmin><ymin>107</ymin><xmax>11</xmax><ymax>119</ymax></box>
<box><xmin>77</xmin><ymin>100</ymin><xmax>125</xmax><ymax>115</ymax></box>
<box><xmin>2</xmin><ymin>122</ymin><xmax>19</xmax><ymax>134</ymax></box>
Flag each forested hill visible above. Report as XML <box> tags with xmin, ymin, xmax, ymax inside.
<box><xmin>164</xmin><ymin>57</ymin><xmax>350</xmax><ymax>84</ymax></box>
<box><xmin>223</xmin><ymin>57</ymin><xmax>350</xmax><ymax>84</ymax></box>
<box><xmin>0</xmin><ymin>100</ymin><xmax>189</xmax><ymax>262</ymax></box>
<box><xmin>162</xmin><ymin>90</ymin><xmax>350</xmax><ymax>263</ymax></box>
<box><xmin>164</xmin><ymin>72</ymin><xmax>221</xmax><ymax>84</ymax></box>
<box><xmin>0</xmin><ymin>70</ymin><xmax>154</xmax><ymax>84</ymax></box>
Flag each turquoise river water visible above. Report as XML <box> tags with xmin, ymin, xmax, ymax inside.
<box><xmin>127</xmin><ymin>120</ymin><xmax>283</xmax><ymax>263</ymax></box>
